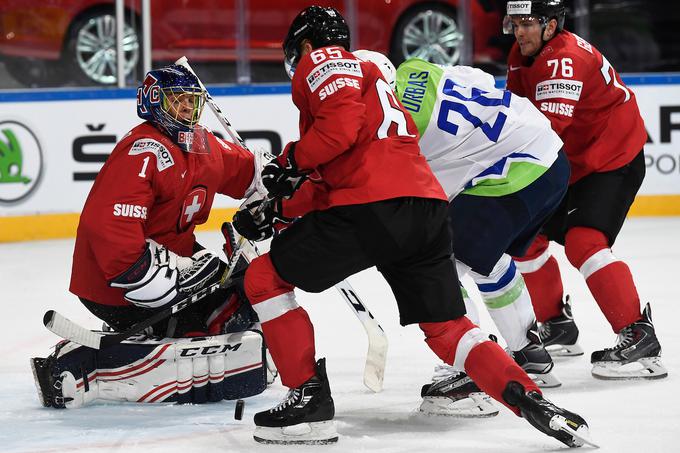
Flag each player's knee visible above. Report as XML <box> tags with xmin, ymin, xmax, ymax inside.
<box><xmin>564</xmin><ymin>227</ymin><xmax>609</xmax><ymax>268</ymax></box>
<box><xmin>420</xmin><ymin>317</ymin><xmax>477</xmax><ymax>366</ymax></box>
<box><xmin>244</xmin><ymin>254</ymin><xmax>295</xmax><ymax>304</ymax></box>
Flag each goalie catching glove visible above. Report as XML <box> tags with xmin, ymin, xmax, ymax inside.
<box><xmin>261</xmin><ymin>141</ymin><xmax>307</xmax><ymax>198</ymax></box>
<box><xmin>232</xmin><ymin>194</ymin><xmax>292</xmax><ymax>242</ymax></box>
<box><xmin>110</xmin><ymin>240</ymin><xmax>221</xmax><ymax>308</ymax></box>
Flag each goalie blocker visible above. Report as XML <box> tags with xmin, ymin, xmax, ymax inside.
<box><xmin>31</xmin><ymin>330</ymin><xmax>268</xmax><ymax>408</ymax></box>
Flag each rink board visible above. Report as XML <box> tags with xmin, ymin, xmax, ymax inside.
<box><xmin>1</xmin><ymin>76</ymin><xmax>679</xmax><ymax>241</ymax></box>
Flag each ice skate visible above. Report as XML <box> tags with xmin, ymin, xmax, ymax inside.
<box><xmin>512</xmin><ymin>322</ymin><xmax>562</xmax><ymax>388</ymax></box>
<box><xmin>591</xmin><ymin>303</ymin><xmax>668</xmax><ymax>380</ymax></box>
<box><xmin>30</xmin><ymin>341</ymin><xmax>75</xmax><ymax>409</ymax></box>
<box><xmin>253</xmin><ymin>358</ymin><xmax>337</xmax><ymax>445</ymax></box>
<box><xmin>539</xmin><ymin>296</ymin><xmax>584</xmax><ymax>357</ymax></box>
<box><xmin>503</xmin><ymin>381</ymin><xmax>597</xmax><ymax>448</ymax></box>
<box><xmin>419</xmin><ymin>365</ymin><xmax>498</xmax><ymax>417</ymax></box>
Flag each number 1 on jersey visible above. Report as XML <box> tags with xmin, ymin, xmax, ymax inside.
<box><xmin>138</xmin><ymin>156</ymin><xmax>150</xmax><ymax>178</ymax></box>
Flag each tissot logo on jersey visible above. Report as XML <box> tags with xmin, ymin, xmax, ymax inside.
<box><xmin>307</xmin><ymin>59</ymin><xmax>362</xmax><ymax>92</ymax></box>
<box><xmin>540</xmin><ymin>102</ymin><xmax>575</xmax><ymax>117</ymax></box>
<box><xmin>318</xmin><ymin>77</ymin><xmax>361</xmax><ymax>100</ymax></box>
<box><xmin>113</xmin><ymin>203</ymin><xmax>148</xmax><ymax>219</ymax></box>
<box><xmin>128</xmin><ymin>139</ymin><xmax>175</xmax><ymax>171</ymax></box>
<box><xmin>535</xmin><ymin>79</ymin><xmax>583</xmax><ymax>101</ymax></box>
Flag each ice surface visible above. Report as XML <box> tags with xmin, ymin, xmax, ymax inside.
<box><xmin>1</xmin><ymin>217</ymin><xmax>678</xmax><ymax>452</ymax></box>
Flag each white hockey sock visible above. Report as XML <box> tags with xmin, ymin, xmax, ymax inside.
<box><xmin>470</xmin><ymin>254</ymin><xmax>535</xmax><ymax>351</ymax></box>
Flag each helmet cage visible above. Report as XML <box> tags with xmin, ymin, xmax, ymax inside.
<box><xmin>159</xmin><ymin>86</ymin><xmax>205</xmax><ymax>129</ymax></box>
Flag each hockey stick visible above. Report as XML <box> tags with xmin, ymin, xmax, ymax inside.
<box><xmin>334</xmin><ymin>280</ymin><xmax>388</xmax><ymax>393</ymax></box>
<box><xmin>174</xmin><ymin>55</ymin><xmax>388</xmax><ymax>392</ymax></box>
<box><xmin>43</xmin><ymin>280</ymin><xmax>223</xmax><ymax>350</ymax></box>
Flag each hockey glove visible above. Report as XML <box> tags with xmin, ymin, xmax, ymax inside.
<box><xmin>110</xmin><ymin>240</ymin><xmax>221</xmax><ymax>308</ymax></box>
<box><xmin>261</xmin><ymin>141</ymin><xmax>307</xmax><ymax>199</ymax></box>
<box><xmin>232</xmin><ymin>197</ymin><xmax>291</xmax><ymax>242</ymax></box>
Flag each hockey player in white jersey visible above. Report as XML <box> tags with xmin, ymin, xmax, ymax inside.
<box><xmin>354</xmin><ymin>51</ymin><xmax>569</xmax><ymax>416</ymax></box>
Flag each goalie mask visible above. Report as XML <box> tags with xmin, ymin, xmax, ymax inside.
<box><xmin>503</xmin><ymin>0</ymin><xmax>566</xmax><ymax>36</ymax></box>
<box><xmin>137</xmin><ymin>64</ymin><xmax>206</xmax><ymax>152</ymax></box>
<box><xmin>282</xmin><ymin>5</ymin><xmax>350</xmax><ymax>79</ymax></box>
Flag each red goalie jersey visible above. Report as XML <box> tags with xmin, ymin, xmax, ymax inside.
<box><xmin>506</xmin><ymin>30</ymin><xmax>647</xmax><ymax>183</ymax></box>
<box><xmin>70</xmin><ymin>122</ymin><xmax>255</xmax><ymax>307</ymax></box>
<box><xmin>282</xmin><ymin>45</ymin><xmax>445</xmax><ymax>217</ymax></box>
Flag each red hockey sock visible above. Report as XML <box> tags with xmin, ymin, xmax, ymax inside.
<box><xmin>260</xmin><ymin>306</ymin><xmax>317</xmax><ymax>388</ymax></box>
<box><xmin>586</xmin><ymin>263</ymin><xmax>642</xmax><ymax>332</ymax></box>
<box><xmin>515</xmin><ymin>235</ymin><xmax>564</xmax><ymax>322</ymax></box>
<box><xmin>565</xmin><ymin>227</ymin><xmax>641</xmax><ymax>333</ymax></box>
<box><xmin>464</xmin><ymin>341</ymin><xmax>539</xmax><ymax>416</ymax></box>
<box><xmin>245</xmin><ymin>254</ymin><xmax>316</xmax><ymax>388</ymax></box>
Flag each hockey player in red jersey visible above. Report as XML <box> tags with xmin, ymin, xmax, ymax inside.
<box><xmin>504</xmin><ymin>0</ymin><xmax>667</xmax><ymax>380</ymax></box>
<box><xmin>30</xmin><ymin>64</ymin><xmax>272</xmax><ymax>409</ymax></box>
<box><xmin>232</xmin><ymin>5</ymin><xmax>591</xmax><ymax>447</ymax></box>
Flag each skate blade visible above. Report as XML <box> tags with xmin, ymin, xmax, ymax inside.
<box><xmin>29</xmin><ymin>358</ymin><xmax>50</xmax><ymax>408</ymax></box>
<box><xmin>528</xmin><ymin>370</ymin><xmax>562</xmax><ymax>388</ymax></box>
<box><xmin>549</xmin><ymin>415</ymin><xmax>599</xmax><ymax>448</ymax></box>
<box><xmin>591</xmin><ymin>357</ymin><xmax>668</xmax><ymax>380</ymax></box>
<box><xmin>546</xmin><ymin>343</ymin><xmax>584</xmax><ymax>357</ymax></box>
<box><xmin>253</xmin><ymin>421</ymin><xmax>338</xmax><ymax>445</ymax></box>
<box><xmin>419</xmin><ymin>393</ymin><xmax>499</xmax><ymax>418</ymax></box>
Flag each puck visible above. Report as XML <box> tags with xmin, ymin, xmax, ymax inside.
<box><xmin>234</xmin><ymin>399</ymin><xmax>245</xmax><ymax>420</ymax></box>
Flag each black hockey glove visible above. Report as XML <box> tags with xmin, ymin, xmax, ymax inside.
<box><xmin>232</xmin><ymin>198</ymin><xmax>291</xmax><ymax>242</ymax></box>
<box><xmin>261</xmin><ymin>142</ymin><xmax>307</xmax><ymax>199</ymax></box>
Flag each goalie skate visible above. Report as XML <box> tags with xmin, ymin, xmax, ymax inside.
<box><xmin>419</xmin><ymin>366</ymin><xmax>498</xmax><ymax>418</ymax></box>
<box><xmin>591</xmin><ymin>303</ymin><xmax>668</xmax><ymax>380</ymax></box>
<box><xmin>539</xmin><ymin>296</ymin><xmax>584</xmax><ymax>357</ymax></box>
<box><xmin>253</xmin><ymin>358</ymin><xmax>337</xmax><ymax>445</ymax></box>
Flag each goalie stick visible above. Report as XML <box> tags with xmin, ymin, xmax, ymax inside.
<box><xmin>43</xmin><ymin>279</ymin><xmax>223</xmax><ymax>350</ymax></box>
<box><xmin>175</xmin><ymin>56</ymin><xmax>389</xmax><ymax>392</ymax></box>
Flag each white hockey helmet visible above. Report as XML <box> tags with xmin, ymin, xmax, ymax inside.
<box><xmin>353</xmin><ymin>49</ymin><xmax>396</xmax><ymax>90</ymax></box>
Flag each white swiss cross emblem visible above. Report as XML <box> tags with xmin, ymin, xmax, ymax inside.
<box><xmin>179</xmin><ymin>186</ymin><xmax>208</xmax><ymax>231</ymax></box>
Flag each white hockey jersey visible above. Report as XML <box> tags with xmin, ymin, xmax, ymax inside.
<box><xmin>395</xmin><ymin>59</ymin><xmax>563</xmax><ymax>199</ymax></box>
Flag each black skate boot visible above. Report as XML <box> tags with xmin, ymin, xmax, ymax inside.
<box><xmin>512</xmin><ymin>322</ymin><xmax>561</xmax><ymax>388</ymax></box>
<box><xmin>253</xmin><ymin>358</ymin><xmax>337</xmax><ymax>445</ymax></box>
<box><xmin>30</xmin><ymin>355</ymin><xmax>69</xmax><ymax>408</ymax></box>
<box><xmin>591</xmin><ymin>303</ymin><xmax>668</xmax><ymax>380</ymax></box>
<box><xmin>30</xmin><ymin>340</ymin><xmax>87</xmax><ymax>409</ymax></box>
<box><xmin>503</xmin><ymin>381</ymin><xmax>597</xmax><ymax>448</ymax></box>
<box><xmin>539</xmin><ymin>296</ymin><xmax>584</xmax><ymax>357</ymax></box>
<box><xmin>419</xmin><ymin>365</ymin><xmax>498</xmax><ymax>417</ymax></box>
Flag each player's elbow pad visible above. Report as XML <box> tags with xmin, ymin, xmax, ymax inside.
<box><xmin>110</xmin><ymin>240</ymin><xmax>181</xmax><ymax>308</ymax></box>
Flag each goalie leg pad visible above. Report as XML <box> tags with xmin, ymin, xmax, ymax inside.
<box><xmin>31</xmin><ymin>331</ymin><xmax>268</xmax><ymax>408</ymax></box>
